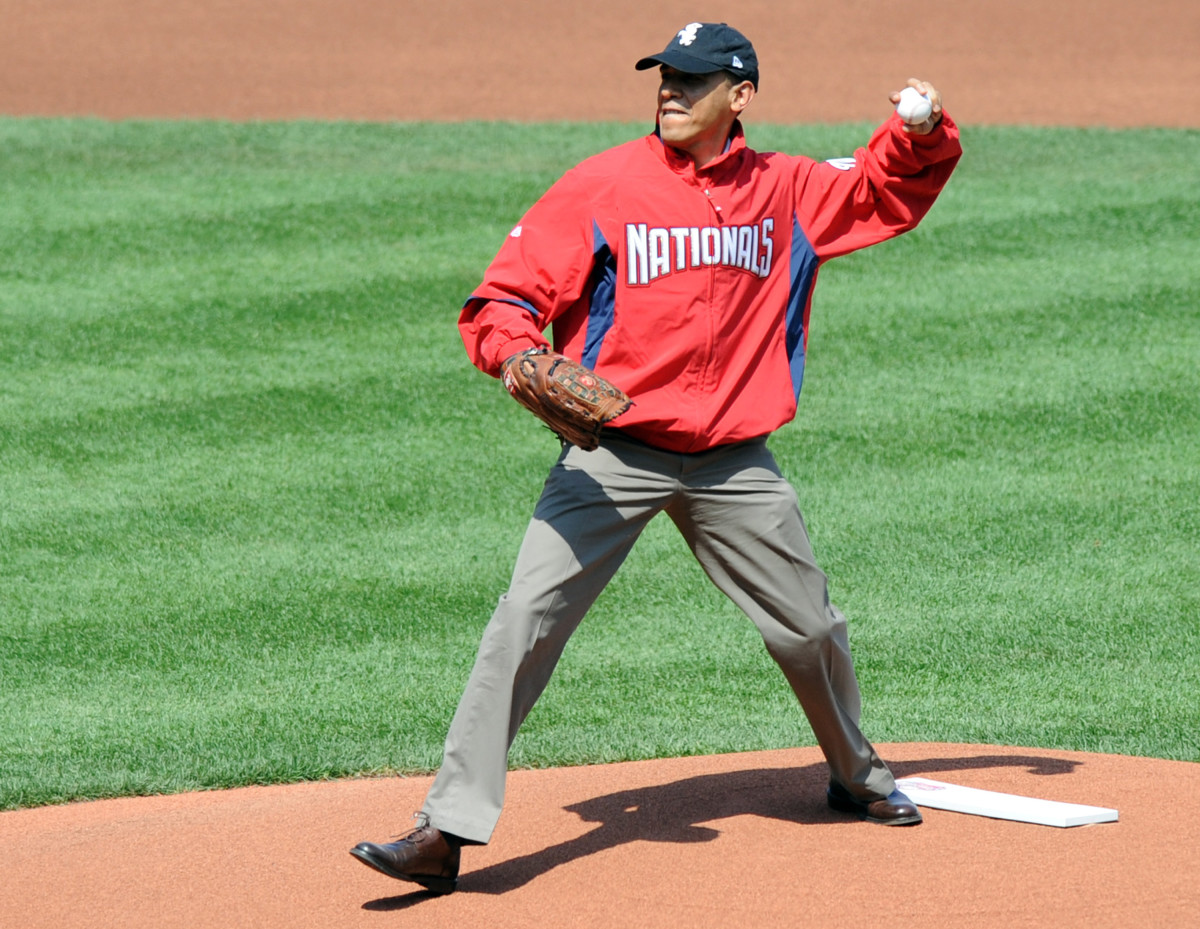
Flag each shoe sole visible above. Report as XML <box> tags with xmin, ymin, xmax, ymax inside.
<box><xmin>349</xmin><ymin>847</ymin><xmax>458</xmax><ymax>895</ymax></box>
<box><xmin>827</xmin><ymin>792</ymin><xmax>924</xmax><ymax>826</ymax></box>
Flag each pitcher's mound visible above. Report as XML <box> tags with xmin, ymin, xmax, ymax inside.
<box><xmin>4</xmin><ymin>742</ymin><xmax>1199</xmax><ymax>928</ymax></box>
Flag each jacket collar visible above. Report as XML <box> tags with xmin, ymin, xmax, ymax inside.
<box><xmin>649</xmin><ymin>120</ymin><xmax>747</xmax><ymax>179</ymax></box>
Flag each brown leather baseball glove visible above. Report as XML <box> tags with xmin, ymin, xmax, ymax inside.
<box><xmin>501</xmin><ymin>348</ymin><xmax>633</xmax><ymax>451</ymax></box>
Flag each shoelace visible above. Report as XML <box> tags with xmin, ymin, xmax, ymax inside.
<box><xmin>389</xmin><ymin>811</ymin><xmax>432</xmax><ymax>840</ymax></box>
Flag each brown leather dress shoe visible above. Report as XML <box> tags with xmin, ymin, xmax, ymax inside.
<box><xmin>827</xmin><ymin>781</ymin><xmax>923</xmax><ymax>826</ymax></box>
<box><xmin>350</xmin><ymin>818</ymin><xmax>461</xmax><ymax>894</ymax></box>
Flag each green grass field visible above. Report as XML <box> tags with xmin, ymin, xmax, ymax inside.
<box><xmin>1</xmin><ymin>118</ymin><xmax>1197</xmax><ymax>811</ymax></box>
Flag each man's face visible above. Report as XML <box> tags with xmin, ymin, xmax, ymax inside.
<box><xmin>656</xmin><ymin>66</ymin><xmax>742</xmax><ymax>161</ymax></box>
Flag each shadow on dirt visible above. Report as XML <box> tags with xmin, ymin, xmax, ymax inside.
<box><xmin>362</xmin><ymin>751</ymin><xmax>1080</xmax><ymax>908</ymax></box>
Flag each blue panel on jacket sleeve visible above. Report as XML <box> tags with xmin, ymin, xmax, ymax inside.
<box><xmin>581</xmin><ymin>222</ymin><xmax>618</xmax><ymax>370</ymax></box>
<box><xmin>786</xmin><ymin>215</ymin><xmax>820</xmax><ymax>398</ymax></box>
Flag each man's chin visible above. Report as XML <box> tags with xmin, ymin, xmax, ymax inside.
<box><xmin>659</xmin><ymin>126</ymin><xmax>692</xmax><ymax>147</ymax></box>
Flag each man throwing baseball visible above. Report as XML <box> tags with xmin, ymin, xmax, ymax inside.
<box><xmin>352</xmin><ymin>22</ymin><xmax>961</xmax><ymax>894</ymax></box>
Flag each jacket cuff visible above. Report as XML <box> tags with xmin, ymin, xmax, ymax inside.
<box><xmin>905</xmin><ymin>110</ymin><xmax>955</xmax><ymax>146</ymax></box>
<box><xmin>495</xmin><ymin>336</ymin><xmax>546</xmax><ymax>369</ymax></box>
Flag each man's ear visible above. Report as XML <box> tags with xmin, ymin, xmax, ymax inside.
<box><xmin>730</xmin><ymin>80</ymin><xmax>756</xmax><ymax>115</ymax></box>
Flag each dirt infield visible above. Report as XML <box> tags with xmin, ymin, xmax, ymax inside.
<box><xmin>3</xmin><ymin>2</ymin><xmax>1199</xmax><ymax>927</ymax></box>
<box><xmin>2</xmin><ymin>0</ymin><xmax>1198</xmax><ymax>126</ymax></box>
<box><xmin>5</xmin><ymin>744</ymin><xmax>1200</xmax><ymax>928</ymax></box>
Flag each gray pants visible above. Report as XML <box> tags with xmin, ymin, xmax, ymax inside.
<box><xmin>422</xmin><ymin>433</ymin><xmax>896</xmax><ymax>844</ymax></box>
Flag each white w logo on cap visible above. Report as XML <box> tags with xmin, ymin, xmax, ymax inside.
<box><xmin>677</xmin><ymin>22</ymin><xmax>703</xmax><ymax>46</ymax></box>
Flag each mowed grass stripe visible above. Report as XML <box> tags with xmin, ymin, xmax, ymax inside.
<box><xmin>1</xmin><ymin>119</ymin><xmax>1197</xmax><ymax>809</ymax></box>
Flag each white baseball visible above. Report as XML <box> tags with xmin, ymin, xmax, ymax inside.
<box><xmin>896</xmin><ymin>86</ymin><xmax>933</xmax><ymax>124</ymax></box>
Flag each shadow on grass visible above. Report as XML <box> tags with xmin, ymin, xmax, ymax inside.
<box><xmin>362</xmin><ymin>751</ymin><xmax>1079</xmax><ymax>908</ymax></box>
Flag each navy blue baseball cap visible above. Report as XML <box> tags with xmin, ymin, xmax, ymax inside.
<box><xmin>635</xmin><ymin>22</ymin><xmax>759</xmax><ymax>89</ymax></box>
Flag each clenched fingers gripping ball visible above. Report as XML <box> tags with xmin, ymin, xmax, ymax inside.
<box><xmin>896</xmin><ymin>86</ymin><xmax>933</xmax><ymax>124</ymax></box>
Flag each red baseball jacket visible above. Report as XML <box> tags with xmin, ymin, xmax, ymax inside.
<box><xmin>460</xmin><ymin>113</ymin><xmax>962</xmax><ymax>453</ymax></box>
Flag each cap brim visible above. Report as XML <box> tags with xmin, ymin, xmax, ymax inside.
<box><xmin>634</xmin><ymin>49</ymin><xmax>724</xmax><ymax>74</ymax></box>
